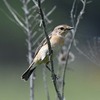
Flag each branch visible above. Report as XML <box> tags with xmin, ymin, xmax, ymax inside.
<box><xmin>37</xmin><ymin>0</ymin><xmax>62</xmax><ymax>100</ymax></box>
<box><xmin>43</xmin><ymin>67</ymin><xmax>50</xmax><ymax>100</ymax></box>
<box><xmin>62</xmin><ymin>0</ymin><xmax>87</xmax><ymax>98</ymax></box>
<box><xmin>37</xmin><ymin>0</ymin><xmax>52</xmax><ymax>52</ymax></box>
<box><xmin>74</xmin><ymin>38</ymin><xmax>100</xmax><ymax>67</ymax></box>
<box><xmin>32</xmin><ymin>33</ymin><xmax>44</xmax><ymax>48</ymax></box>
<box><xmin>45</xmin><ymin>6</ymin><xmax>56</xmax><ymax>24</ymax></box>
<box><xmin>46</xmin><ymin>6</ymin><xmax>56</xmax><ymax>17</ymax></box>
<box><xmin>32</xmin><ymin>0</ymin><xmax>54</xmax><ymax>24</ymax></box>
<box><xmin>62</xmin><ymin>30</ymin><xmax>74</xmax><ymax>98</ymax></box>
<box><xmin>74</xmin><ymin>42</ymin><xmax>100</xmax><ymax>66</ymax></box>
<box><xmin>3</xmin><ymin>0</ymin><xmax>27</xmax><ymax>31</ymax></box>
<box><xmin>70</xmin><ymin>0</ymin><xmax>77</xmax><ymax>26</ymax></box>
<box><xmin>21</xmin><ymin>1</ymin><xmax>35</xmax><ymax>100</ymax></box>
<box><xmin>74</xmin><ymin>0</ymin><xmax>86</xmax><ymax>32</ymax></box>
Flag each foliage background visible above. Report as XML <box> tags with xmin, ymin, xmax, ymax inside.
<box><xmin>0</xmin><ymin>0</ymin><xmax>100</xmax><ymax>100</ymax></box>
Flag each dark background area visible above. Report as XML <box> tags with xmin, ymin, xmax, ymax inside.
<box><xmin>0</xmin><ymin>0</ymin><xmax>100</xmax><ymax>100</ymax></box>
<box><xmin>0</xmin><ymin>0</ymin><xmax>100</xmax><ymax>63</ymax></box>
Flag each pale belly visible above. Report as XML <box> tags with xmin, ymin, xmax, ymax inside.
<box><xmin>34</xmin><ymin>42</ymin><xmax>63</xmax><ymax>64</ymax></box>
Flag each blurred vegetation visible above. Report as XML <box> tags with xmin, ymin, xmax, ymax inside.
<box><xmin>0</xmin><ymin>0</ymin><xmax>100</xmax><ymax>100</ymax></box>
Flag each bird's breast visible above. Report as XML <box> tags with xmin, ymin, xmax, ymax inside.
<box><xmin>50</xmin><ymin>35</ymin><xmax>64</xmax><ymax>55</ymax></box>
<box><xmin>33</xmin><ymin>35</ymin><xmax>65</xmax><ymax>64</ymax></box>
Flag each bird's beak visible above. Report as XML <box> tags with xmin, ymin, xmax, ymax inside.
<box><xmin>67</xmin><ymin>26</ymin><xmax>74</xmax><ymax>30</ymax></box>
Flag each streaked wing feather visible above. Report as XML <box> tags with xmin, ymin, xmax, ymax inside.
<box><xmin>34</xmin><ymin>34</ymin><xmax>52</xmax><ymax>58</ymax></box>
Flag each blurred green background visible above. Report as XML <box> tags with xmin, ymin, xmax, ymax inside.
<box><xmin>0</xmin><ymin>0</ymin><xmax>100</xmax><ymax>100</ymax></box>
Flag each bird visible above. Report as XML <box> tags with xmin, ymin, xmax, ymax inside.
<box><xmin>21</xmin><ymin>24</ymin><xmax>73</xmax><ymax>81</ymax></box>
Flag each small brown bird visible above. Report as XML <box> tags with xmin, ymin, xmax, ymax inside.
<box><xmin>21</xmin><ymin>24</ymin><xmax>73</xmax><ymax>81</ymax></box>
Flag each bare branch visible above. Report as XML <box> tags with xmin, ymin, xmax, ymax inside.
<box><xmin>62</xmin><ymin>30</ymin><xmax>74</xmax><ymax>98</ymax></box>
<box><xmin>32</xmin><ymin>0</ymin><xmax>45</xmax><ymax>7</ymax></box>
<box><xmin>86</xmin><ymin>0</ymin><xmax>92</xmax><ymax>4</ymax></box>
<box><xmin>61</xmin><ymin>0</ymin><xmax>87</xmax><ymax>98</ymax></box>
<box><xmin>46</xmin><ymin>6</ymin><xmax>56</xmax><ymax>17</ymax></box>
<box><xmin>75</xmin><ymin>44</ymin><xmax>100</xmax><ymax>67</ymax></box>
<box><xmin>75</xmin><ymin>0</ymin><xmax>86</xmax><ymax>31</ymax></box>
<box><xmin>32</xmin><ymin>0</ymin><xmax>39</xmax><ymax>7</ymax></box>
<box><xmin>70</xmin><ymin>0</ymin><xmax>76</xmax><ymax>26</ymax></box>
<box><xmin>43</xmin><ymin>67</ymin><xmax>50</xmax><ymax>100</ymax></box>
<box><xmin>45</xmin><ymin>6</ymin><xmax>56</xmax><ymax>24</ymax></box>
<box><xmin>21</xmin><ymin>0</ymin><xmax>36</xmax><ymax>100</ymax></box>
<box><xmin>37</xmin><ymin>0</ymin><xmax>52</xmax><ymax>54</ymax></box>
<box><xmin>32</xmin><ymin>33</ymin><xmax>44</xmax><ymax>48</ymax></box>
<box><xmin>37</xmin><ymin>0</ymin><xmax>62</xmax><ymax>100</ymax></box>
<box><xmin>74</xmin><ymin>38</ymin><xmax>100</xmax><ymax>67</ymax></box>
<box><xmin>3</xmin><ymin>0</ymin><xmax>27</xmax><ymax>31</ymax></box>
<box><xmin>32</xmin><ymin>0</ymin><xmax>56</xmax><ymax>24</ymax></box>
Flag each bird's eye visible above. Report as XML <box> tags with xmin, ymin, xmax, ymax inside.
<box><xmin>60</xmin><ymin>27</ymin><xmax>64</xmax><ymax>30</ymax></box>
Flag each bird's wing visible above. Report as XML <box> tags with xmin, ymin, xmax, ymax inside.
<box><xmin>33</xmin><ymin>34</ymin><xmax>52</xmax><ymax>58</ymax></box>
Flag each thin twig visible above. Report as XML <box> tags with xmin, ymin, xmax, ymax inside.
<box><xmin>43</xmin><ymin>67</ymin><xmax>50</xmax><ymax>100</ymax></box>
<box><xmin>74</xmin><ymin>37</ymin><xmax>100</xmax><ymax>67</ymax></box>
<box><xmin>37</xmin><ymin>0</ymin><xmax>52</xmax><ymax>52</ymax></box>
<box><xmin>32</xmin><ymin>33</ymin><xmax>44</xmax><ymax>47</ymax></box>
<box><xmin>3</xmin><ymin>0</ymin><xmax>27</xmax><ymax>31</ymax></box>
<box><xmin>62</xmin><ymin>30</ymin><xmax>74</xmax><ymax>99</ymax></box>
<box><xmin>62</xmin><ymin>0</ymin><xmax>87</xmax><ymax>98</ymax></box>
<box><xmin>37</xmin><ymin>0</ymin><xmax>62</xmax><ymax>100</ymax></box>
<box><xmin>22</xmin><ymin>1</ymin><xmax>35</xmax><ymax>100</ymax></box>
<box><xmin>74</xmin><ymin>41</ymin><xmax>100</xmax><ymax>66</ymax></box>
<box><xmin>75</xmin><ymin>0</ymin><xmax>86</xmax><ymax>32</ymax></box>
<box><xmin>70</xmin><ymin>0</ymin><xmax>76</xmax><ymax>27</ymax></box>
<box><xmin>46</xmin><ymin>6</ymin><xmax>56</xmax><ymax>17</ymax></box>
<box><xmin>45</xmin><ymin>6</ymin><xmax>56</xmax><ymax>24</ymax></box>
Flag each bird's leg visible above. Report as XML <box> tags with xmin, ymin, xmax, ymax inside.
<box><xmin>49</xmin><ymin>49</ymin><xmax>53</xmax><ymax>55</ymax></box>
<box><xmin>45</xmin><ymin>63</ymin><xmax>58</xmax><ymax>80</ymax></box>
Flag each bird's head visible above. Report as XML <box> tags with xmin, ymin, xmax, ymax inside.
<box><xmin>53</xmin><ymin>24</ymin><xmax>73</xmax><ymax>37</ymax></box>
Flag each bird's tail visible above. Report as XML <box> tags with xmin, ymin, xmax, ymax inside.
<box><xmin>21</xmin><ymin>62</ymin><xmax>36</xmax><ymax>81</ymax></box>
